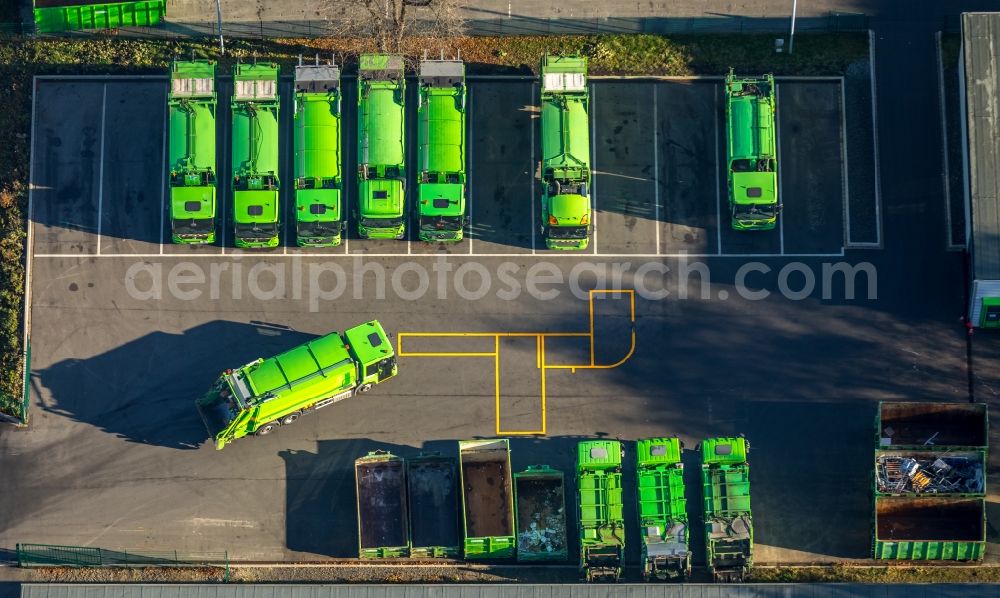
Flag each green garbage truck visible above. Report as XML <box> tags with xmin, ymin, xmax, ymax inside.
<box><xmin>417</xmin><ymin>56</ymin><xmax>467</xmax><ymax>243</ymax></box>
<box><xmin>514</xmin><ymin>465</ymin><xmax>568</xmax><ymax>562</ymax></box>
<box><xmin>577</xmin><ymin>440</ymin><xmax>624</xmax><ymax>582</ymax></box>
<box><xmin>725</xmin><ymin>69</ymin><xmax>779</xmax><ymax>231</ymax></box>
<box><xmin>407</xmin><ymin>452</ymin><xmax>461</xmax><ymax>558</ymax></box>
<box><xmin>294</xmin><ymin>60</ymin><xmax>344</xmax><ymax>247</ymax></box>
<box><xmin>636</xmin><ymin>437</ymin><xmax>691</xmax><ymax>581</ymax></box>
<box><xmin>458</xmin><ymin>439</ymin><xmax>516</xmax><ymax>559</ymax></box>
<box><xmin>357</xmin><ymin>54</ymin><xmax>406</xmax><ymax>240</ymax></box>
<box><xmin>873</xmin><ymin>402</ymin><xmax>988</xmax><ymax>560</ymax></box>
<box><xmin>356</xmin><ymin>450</ymin><xmax>410</xmax><ymax>558</ymax></box>
<box><xmin>168</xmin><ymin>59</ymin><xmax>217</xmax><ymax>244</ymax></box>
<box><xmin>701</xmin><ymin>436</ymin><xmax>753</xmax><ymax>582</ymax></box>
<box><xmin>196</xmin><ymin>321</ymin><xmax>397</xmax><ymax>450</ymax></box>
<box><xmin>540</xmin><ymin>54</ymin><xmax>592</xmax><ymax>250</ymax></box>
<box><xmin>232</xmin><ymin>62</ymin><xmax>281</xmax><ymax>248</ymax></box>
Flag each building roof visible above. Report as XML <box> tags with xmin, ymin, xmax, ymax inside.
<box><xmin>18</xmin><ymin>584</ymin><xmax>992</xmax><ymax>598</ymax></box>
<box><xmin>964</xmin><ymin>13</ymin><xmax>1000</xmax><ymax>279</ymax></box>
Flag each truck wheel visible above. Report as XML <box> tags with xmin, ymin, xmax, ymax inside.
<box><xmin>357</xmin><ymin>383</ymin><xmax>373</xmax><ymax>393</ymax></box>
<box><xmin>280</xmin><ymin>413</ymin><xmax>300</xmax><ymax>425</ymax></box>
<box><xmin>255</xmin><ymin>422</ymin><xmax>278</xmax><ymax>436</ymax></box>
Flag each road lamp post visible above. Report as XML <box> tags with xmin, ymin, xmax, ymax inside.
<box><xmin>216</xmin><ymin>0</ymin><xmax>225</xmax><ymax>55</ymax></box>
<box><xmin>789</xmin><ymin>0</ymin><xmax>798</xmax><ymax>54</ymax></box>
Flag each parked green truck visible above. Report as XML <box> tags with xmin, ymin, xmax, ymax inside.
<box><xmin>231</xmin><ymin>62</ymin><xmax>281</xmax><ymax>248</ymax></box>
<box><xmin>408</xmin><ymin>452</ymin><xmax>461</xmax><ymax>558</ymax></box>
<box><xmin>577</xmin><ymin>440</ymin><xmax>624</xmax><ymax>582</ymax></box>
<box><xmin>294</xmin><ymin>60</ymin><xmax>344</xmax><ymax>247</ymax></box>
<box><xmin>540</xmin><ymin>55</ymin><xmax>592</xmax><ymax>250</ymax></box>
<box><xmin>701</xmin><ymin>436</ymin><xmax>752</xmax><ymax>582</ymax></box>
<box><xmin>873</xmin><ymin>402</ymin><xmax>987</xmax><ymax>560</ymax></box>
<box><xmin>637</xmin><ymin>437</ymin><xmax>691</xmax><ymax>581</ymax></box>
<box><xmin>725</xmin><ymin>69</ymin><xmax>779</xmax><ymax>231</ymax></box>
<box><xmin>33</xmin><ymin>0</ymin><xmax>165</xmax><ymax>33</ymax></box>
<box><xmin>514</xmin><ymin>465</ymin><xmax>568</xmax><ymax>562</ymax></box>
<box><xmin>196</xmin><ymin>321</ymin><xmax>397</xmax><ymax>450</ymax></box>
<box><xmin>357</xmin><ymin>54</ymin><xmax>406</xmax><ymax>240</ymax></box>
<box><xmin>356</xmin><ymin>450</ymin><xmax>410</xmax><ymax>558</ymax></box>
<box><xmin>168</xmin><ymin>60</ymin><xmax>217</xmax><ymax>244</ymax></box>
<box><xmin>416</xmin><ymin>57</ymin><xmax>467</xmax><ymax>243</ymax></box>
<box><xmin>458</xmin><ymin>439</ymin><xmax>516</xmax><ymax>559</ymax></box>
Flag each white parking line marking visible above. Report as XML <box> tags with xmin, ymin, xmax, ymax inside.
<box><xmin>467</xmin><ymin>84</ymin><xmax>474</xmax><ymax>255</ymax></box>
<box><xmin>839</xmin><ymin>76</ymin><xmax>851</xmax><ymax>251</ymax></box>
<box><xmin>653</xmin><ymin>85</ymin><xmax>661</xmax><ymax>255</ymax></box>
<box><xmin>34</xmin><ymin>251</ymin><xmax>846</xmax><ymax>259</ymax></box>
<box><xmin>96</xmin><ymin>83</ymin><xmax>107</xmax><ymax>256</ymax></box>
<box><xmin>590</xmin><ymin>82</ymin><xmax>597</xmax><ymax>255</ymax></box>
<box><xmin>867</xmin><ymin>29</ymin><xmax>883</xmax><ymax>247</ymax></box>
<box><xmin>936</xmin><ymin>32</ymin><xmax>961</xmax><ymax>251</ymax></box>
<box><xmin>24</xmin><ymin>77</ymin><xmax>38</xmax><ymax>393</ymax></box>
<box><xmin>220</xmin><ymin>82</ymin><xmax>229</xmax><ymax>255</ymax></box>
<box><xmin>715</xmin><ymin>84</ymin><xmax>723</xmax><ymax>255</ymax></box>
<box><xmin>776</xmin><ymin>84</ymin><xmax>785</xmax><ymax>255</ymax></box>
<box><xmin>530</xmin><ymin>82</ymin><xmax>537</xmax><ymax>255</ymax></box>
<box><xmin>159</xmin><ymin>95</ymin><xmax>168</xmax><ymax>254</ymax></box>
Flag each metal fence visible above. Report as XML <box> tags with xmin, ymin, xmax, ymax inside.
<box><xmin>16</xmin><ymin>544</ymin><xmax>229</xmax><ymax>571</ymax></box>
<box><xmin>7</xmin><ymin>12</ymin><xmax>869</xmax><ymax>39</ymax></box>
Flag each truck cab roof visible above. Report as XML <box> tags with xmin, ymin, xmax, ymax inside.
<box><xmin>419</xmin><ymin>184</ymin><xmax>464</xmax><ymax>216</ymax></box>
<box><xmin>360</xmin><ymin>179</ymin><xmax>404</xmax><ymax>217</ymax></box>
<box><xmin>170</xmin><ymin>186</ymin><xmax>215</xmax><ymax>219</ymax></box>
<box><xmin>344</xmin><ymin>320</ymin><xmax>394</xmax><ymax>366</ymax></box>
<box><xmin>550</xmin><ymin>193</ymin><xmax>589</xmax><ymax>223</ymax></box>
<box><xmin>731</xmin><ymin>171</ymin><xmax>776</xmax><ymax>205</ymax></box>
<box><xmin>296</xmin><ymin>188</ymin><xmax>341</xmax><ymax>222</ymax></box>
<box><xmin>234</xmin><ymin>190</ymin><xmax>278</xmax><ymax>224</ymax></box>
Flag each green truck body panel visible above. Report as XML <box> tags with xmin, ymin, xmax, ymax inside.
<box><xmin>231</xmin><ymin>62</ymin><xmax>281</xmax><ymax>248</ymax></box>
<box><xmin>636</xmin><ymin>438</ymin><xmax>691</xmax><ymax>581</ymax></box>
<box><xmin>701</xmin><ymin>437</ymin><xmax>753</xmax><ymax>582</ymax></box>
<box><xmin>514</xmin><ymin>465</ymin><xmax>568</xmax><ymax>562</ymax></box>
<box><xmin>196</xmin><ymin>321</ymin><xmax>397</xmax><ymax>450</ymax></box>
<box><xmin>540</xmin><ymin>55</ymin><xmax>592</xmax><ymax>250</ymax></box>
<box><xmin>873</xmin><ymin>402</ymin><xmax>988</xmax><ymax>561</ymax></box>
<box><xmin>725</xmin><ymin>69</ymin><xmax>779</xmax><ymax>231</ymax></box>
<box><xmin>358</xmin><ymin>54</ymin><xmax>406</xmax><ymax>240</ymax></box>
<box><xmin>459</xmin><ymin>439</ymin><xmax>516</xmax><ymax>560</ymax></box>
<box><xmin>417</xmin><ymin>59</ymin><xmax>467</xmax><ymax>242</ymax></box>
<box><xmin>356</xmin><ymin>450</ymin><xmax>410</xmax><ymax>558</ymax></box>
<box><xmin>168</xmin><ymin>60</ymin><xmax>217</xmax><ymax>244</ymax></box>
<box><xmin>294</xmin><ymin>64</ymin><xmax>343</xmax><ymax>247</ymax></box>
<box><xmin>577</xmin><ymin>440</ymin><xmax>624</xmax><ymax>582</ymax></box>
<box><xmin>33</xmin><ymin>0</ymin><xmax>165</xmax><ymax>33</ymax></box>
<box><xmin>408</xmin><ymin>453</ymin><xmax>461</xmax><ymax>558</ymax></box>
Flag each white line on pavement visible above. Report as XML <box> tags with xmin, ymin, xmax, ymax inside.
<box><xmin>96</xmin><ymin>83</ymin><xmax>107</xmax><ymax>256</ymax></box>
<box><xmin>653</xmin><ymin>85</ymin><xmax>661</xmax><ymax>255</ymax></box>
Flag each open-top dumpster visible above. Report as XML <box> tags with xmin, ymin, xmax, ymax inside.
<box><xmin>459</xmin><ymin>439</ymin><xmax>516</xmax><ymax>559</ymax></box>
<box><xmin>355</xmin><ymin>450</ymin><xmax>410</xmax><ymax>558</ymax></box>
<box><xmin>407</xmin><ymin>452</ymin><xmax>460</xmax><ymax>558</ymax></box>
<box><xmin>514</xmin><ymin>465</ymin><xmax>568</xmax><ymax>562</ymax></box>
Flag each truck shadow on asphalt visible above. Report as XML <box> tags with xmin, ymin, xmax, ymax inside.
<box><xmin>36</xmin><ymin>320</ymin><xmax>315</xmax><ymax>450</ymax></box>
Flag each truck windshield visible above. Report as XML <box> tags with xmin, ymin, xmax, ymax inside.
<box><xmin>361</xmin><ymin>217</ymin><xmax>403</xmax><ymax>229</ymax></box>
<box><xmin>549</xmin><ymin>225</ymin><xmax>588</xmax><ymax>239</ymax></box>
<box><xmin>172</xmin><ymin>218</ymin><xmax>214</xmax><ymax>235</ymax></box>
<box><xmin>733</xmin><ymin>204</ymin><xmax>775</xmax><ymax>220</ymax></box>
<box><xmin>298</xmin><ymin>221</ymin><xmax>342</xmax><ymax>237</ymax></box>
<box><xmin>200</xmin><ymin>394</ymin><xmax>237</xmax><ymax>439</ymax></box>
<box><xmin>235</xmin><ymin>222</ymin><xmax>278</xmax><ymax>239</ymax></box>
<box><xmin>420</xmin><ymin>216</ymin><xmax>463</xmax><ymax>231</ymax></box>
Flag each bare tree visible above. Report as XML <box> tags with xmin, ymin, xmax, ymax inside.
<box><xmin>319</xmin><ymin>0</ymin><xmax>465</xmax><ymax>53</ymax></box>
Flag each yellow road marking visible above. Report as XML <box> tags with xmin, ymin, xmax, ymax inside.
<box><xmin>397</xmin><ymin>289</ymin><xmax>636</xmax><ymax>436</ymax></box>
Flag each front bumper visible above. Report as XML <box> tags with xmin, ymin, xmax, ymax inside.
<box><xmin>359</xmin><ymin>225</ymin><xmax>405</xmax><ymax>240</ymax></box>
<box><xmin>419</xmin><ymin>230</ymin><xmax>463</xmax><ymax>243</ymax></box>
<box><xmin>235</xmin><ymin>236</ymin><xmax>280</xmax><ymax>248</ymax></box>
